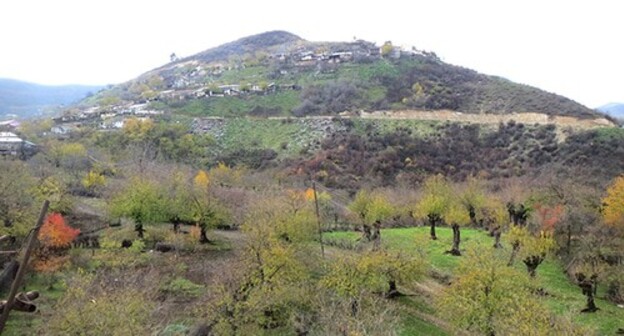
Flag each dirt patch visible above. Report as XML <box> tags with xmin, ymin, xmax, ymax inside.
<box><xmin>360</xmin><ymin>110</ymin><xmax>615</xmax><ymax>129</ymax></box>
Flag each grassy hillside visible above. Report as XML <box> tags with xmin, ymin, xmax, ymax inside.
<box><xmin>74</xmin><ymin>31</ymin><xmax>603</xmax><ymax>121</ymax></box>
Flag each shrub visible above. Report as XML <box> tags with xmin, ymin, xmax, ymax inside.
<box><xmin>46</xmin><ymin>273</ymin><xmax>153</xmax><ymax>335</ymax></box>
<box><xmin>159</xmin><ymin>277</ymin><xmax>205</xmax><ymax>299</ymax></box>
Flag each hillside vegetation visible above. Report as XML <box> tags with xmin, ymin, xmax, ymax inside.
<box><xmin>2</xmin><ymin>30</ymin><xmax>623</xmax><ymax>336</ymax></box>
<box><xmin>67</xmin><ymin>31</ymin><xmax>607</xmax><ymax>122</ymax></box>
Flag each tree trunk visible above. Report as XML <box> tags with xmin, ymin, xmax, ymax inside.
<box><xmin>507</xmin><ymin>241</ymin><xmax>519</xmax><ymax>266</ymax></box>
<box><xmin>428</xmin><ymin>215</ymin><xmax>438</xmax><ymax>240</ymax></box>
<box><xmin>199</xmin><ymin>226</ymin><xmax>210</xmax><ymax>244</ymax></box>
<box><xmin>566</xmin><ymin>223</ymin><xmax>572</xmax><ymax>255</ymax></box>
<box><xmin>446</xmin><ymin>224</ymin><xmax>461</xmax><ymax>256</ymax></box>
<box><xmin>492</xmin><ymin>226</ymin><xmax>502</xmax><ymax>248</ymax></box>
<box><xmin>387</xmin><ymin>279</ymin><xmax>399</xmax><ymax>298</ymax></box>
<box><xmin>371</xmin><ymin>221</ymin><xmax>381</xmax><ymax>250</ymax></box>
<box><xmin>576</xmin><ymin>273</ymin><xmax>599</xmax><ymax>312</ymax></box>
<box><xmin>135</xmin><ymin>223</ymin><xmax>144</xmax><ymax>239</ymax></box>
<box><xmin>523</xmin><ymin>255</ymin><xmax>544</xmax><ymax>277</ymax></box>
<box><xmin>361</xmin><ymin>224</ymin><xmax>372</xmax><ymax>242</ymax></box>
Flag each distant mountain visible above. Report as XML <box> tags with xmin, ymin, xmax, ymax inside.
<box><xmin>597</xmin><ymin>103</ymin><xmax>624</xmax><ymax>119</ymax></box>
<box><xmin>72</xmin><ymin>31</ymin><xmax>607</xmax><ymax>122</ymax></box>
<box><xmin>0</xmin><ymin>78</ymin><xmax>104</xmax><ymax>119</ymax></box>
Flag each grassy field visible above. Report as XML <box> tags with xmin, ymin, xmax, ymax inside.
<box><xmin>325</xmin><ymin>227</ymin><xmax>624</xmax><ymax>335</ymax></box>
<box><xmin>217</xmin><ymin>118</ymin><xmax>326</xmax><ymax>156</ymax></box>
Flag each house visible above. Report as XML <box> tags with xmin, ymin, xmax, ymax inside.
<box><xmin>0</xmin><ymin>132</ymin><xmax>36</xmax><ymax>157</ymax></box>
<box><xmin>219</xmin><ymin>85</ymin><xmax>241</xmax><ymax>96</ymax></box>
<box><xmin>0</xmin><ymin>120</ymin><xmax>20</xmax><ymax>131</ymax></box>
<box><xmin>51</xmin><ymin>125</ymin><xmax>73</xmax><ymax>135</ymax></box>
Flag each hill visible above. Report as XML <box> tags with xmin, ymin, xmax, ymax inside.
<box><xmin>67</xmin><ymin>31</ymin><xmax>608</xmax><ymax>122</ymax></box>
<box><xmin>0</xmin><ymin>78</ymin><xmax>103</xmax><ymax>119</ymax></box>
<box><xmin>597</xmin><ymin>102</ymin><xmax>624</xmax><ymax>119</ymax></box>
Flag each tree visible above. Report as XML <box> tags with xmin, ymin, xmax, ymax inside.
<box><xmin>81</xmin><ymin>169</ymin><xmax>106</xmax><ymax>196</ymax></box>
<box><xmin>348</xmin><ymin>190</ymin><xmax>393</xmax><ymax>247</ymax></box>
<box><xmin>459</xmin><ymin>176</ymin><xmax>487</xmax><ymax>227</ymax></box>
<box><xmin>438</xmin><ymin>247</ymin><xmax>564</xmax><ymax>336</ymax></box>
<box><xmin>414</xmin><ymin>175</ymin><xmax>452</xmax><ymax>240</ymax></box>
<box><xmin>162</xmin><ymin>170</ymin><xmax>194</xmax><ymax>233</ymax></box>
<box><xmin>380</xmin><ymin>41</ymin><xmax>394</xmax><ymax>57</ymax></box>
<box><xmin>506</xmin><ymin>219</ymin><xmax>557</xmax><ymax>277</ymax></box>
<box><xmin>0</xmin><ymin>161</ymin><xmax>36</xmax><ymax>238</ymax></box>
<box><xmin>191</xmin><ymin>170</ymin><xmax>227</xmax><ymax>243</ymax></box>
<box><xmin>479</xmin><ymin>197</ymin><xmax>509</xmax><ymax>248</ymax></box>
<box><xmin>34</xmin><ymin>213</ymin><xmax>80</xmax><ymax>274</ymax></box>
<box><xmin>322</xmin><ymin>249</ymin><xmax>425</xmax><ymax>301</ymax></box>
<box><xmin>48</xmin><ymin>142</ymin><xmax>90</xmax><ymax>178</ymax></box>
<box><xmin>443</xmin><ymin>200</ymin><xmax>471</xmax><ymax>256</ymax></box>
<box><xmin>602</xmin><ymin>174</ymin><xmax>624</xmax><ymax>233</ymax></box>
<box><xmin>38</xmin><ymin>213</ymin><xmax>80</xmax><ymax>249</ymax></box>
<box><xmin>34</xmin><ymin>176</ymin><xmax>73</xmax><ymax>215</ymax></box>
<box><xmin>210</xmin><ymin>198</ymin><xmax>314</xmax><ymax>333</ymax></box>
<box><xmin>109</xmin><ymin>178</ymin><xmax>165</xmax><ymax>239</ymax></box>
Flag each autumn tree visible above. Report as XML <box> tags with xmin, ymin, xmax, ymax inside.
<box><xmin>109</xmin><ymin>178</ymin><xmax>166</xmax><ymax>239</ymax></box>
<box><xmin>602</xmin><ymin>174</ymin><xmax>624</xmax><ymax>233</ymax></box>
<box><xmin>0</xmin><ymin>161</ymin><xmax>36</xmax><ymax>237</ymax></box>
<box><xmin>414</xmin><ymin>175</ymin><xmax>452</xmax><ymax>240</ymax></box>
<box><xmin>81</xmin><ymin>169</ymin><xmax>106</xmax><ymax>196</ymax></box>
<box><xmin>38</xmin><ymin>213</ymin><xmax>80</xmax><ymax>248</ymax></box>
<box><xmin>35</xmin><ymin>213</ymin><xmax>80</xmax><ymax>273</ymax></box>
<box><xmin>34</xmin><ymin>176</ymin><xmax>74</xmax><ymax>215</ymax></box>
<box><xmin>506</xmin><ymin>204</ymin><xmax>558</xmax><ymax>277</ymax></box>
<box><xmin>348</xmin><ymin>189</ymin><xmax>393</xmax><ymax>247</ymax></box>
<box><xmin>458</xmin><ymin>176</ymin><xmax>487</xmax><ymax>227</ymax></box>
<box><xmin>209</xmin><ymin>197</ymin><xmax>315</xmax><ymax>333</ymax></box>
<box><xmin>438</xmin><ymin>247</ymin><xmax>589</xmax><ymax>336</ymax></box>
<box><xmin>48</xmin><ymin>142</ymin><xmax>90</xmax><ymax>178</ymax></box>
<box><xmin>479</xmin><ymin>197</ymin><xmax>509</xmax><ymax>248</ymax></box>
<box><xmin>380</xmin><ymin>41</ymin><xmax>394</xmax><ymax>57</ymax></box>
<box><xmin>162</xmin><ymin>169</ymin><xmax>194</xmax><ymax>233</ymax></box>
<box><xmin>322</xmin><ymin>249</ymin><xmax>425</xmax><ymax>300</ymax></box>
<box><xmin>571</xmin><ymin>229</ymin><xmax>610</xmax><ymax>313</ymax></box>
<box><xmin>444</xmin><ymin>200</ymin><xmax>471</xmax><ymax>256</ymax></box>
<box><xmin>191</xmin><ymin>170</ymin><xmax>229</xmax><ymax>243</ymax></box>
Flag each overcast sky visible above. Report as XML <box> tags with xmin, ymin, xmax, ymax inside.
<box><xmin>1</xmin><ymin>0</ymin><xmax>622</xmax><ymax>107</ymax></box>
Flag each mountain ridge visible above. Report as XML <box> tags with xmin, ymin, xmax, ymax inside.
<box><xmin>0</xmin><ymin>78</ymin><xmax>103</xmax><ymax>119</ymax></box>
<box><xmin>67</xmin><ymin>31</ymin><xmax>612</xmax><ymax>125</ymax></box>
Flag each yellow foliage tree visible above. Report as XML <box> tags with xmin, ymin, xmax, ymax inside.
<box><xmin>194</xmin><ymin>170</ymin><xmax>210</xmax><ymax>190</ymax></box>
<box><xmin>82</xmin><ymin>169</ymin><xmax>106</xmax><ymax>195</ymax></box>
<box><xmin>438</xmin><ymin>247</ymin><xmax>591</xmax><ymax>335</ymax></box>
<box><xmin>602</xmin><ymin>175</ymin><xmax>624</xmax><ymax>231</ymax></box>
<box><xmin>414</xmin><ymin>175</ymin><xmax>452</xmax><ymax>240</ymax></box>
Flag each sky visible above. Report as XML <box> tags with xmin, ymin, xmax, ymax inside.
<box><xmin>1</xmin><ymin>0</ymin><xmax>622</xmax><ymax>108</ymax></box>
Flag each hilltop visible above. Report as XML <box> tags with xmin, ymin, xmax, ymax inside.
<box><xmin>0</xmin><ymin>78</ymin><xmax>102</xmax><ymax>119</ymax></box>
<box><xmin>63</xmin><ymin>31</ymin><xmax>611</xmax><ymax>125</ymax></box>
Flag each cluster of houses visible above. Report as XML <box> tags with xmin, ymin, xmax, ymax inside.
<box><xmin>50</xmin><ymin>102</ymin><xmax>163</xmax><ymax>135</ymax></box>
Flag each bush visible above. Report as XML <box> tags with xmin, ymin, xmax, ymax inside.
<box><xmin>46</xmin><ymin>273</ymin><xmax>153</xmax><ymax>335</ymax></box>
<box><xmin>159</xmin><ymin>277</ymin><xmax>205</xmax><ymax>299</ymax></box>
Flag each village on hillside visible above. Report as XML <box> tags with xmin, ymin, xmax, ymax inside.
<box><xmin>48</xmin><ymin>40</ymin><xmax>438</xmax><ymax>135</ymax></box>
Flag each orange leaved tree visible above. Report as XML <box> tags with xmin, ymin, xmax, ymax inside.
<box><xmin>38</xmin><ymin>213</ymin><xmax>80</xmax><ymax>249</ymax></box>
<box><xmin>35</xmin><ymin>213</ymin><xmax>80</xmax><ymax>274</ymax></box>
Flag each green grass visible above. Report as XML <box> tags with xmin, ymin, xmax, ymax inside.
<box><xmin>171</xmin><ymin>91</ymin><xmax>300</xmax><ymax>117</ymax></box>
<box><xmin>351</xmin><ymin>119</ymin><xmax>440</xmax><ymax>138</ymax></box>
<box><xmin>3</xmin><ymin>273</ymin><xmax>66</xmax><ymax>335</ymax></box>
<box><xmin>217</xmin><ymin>118</ymin><xmax>326</xmax><ymax>156</ymax></box>
<box><xmin>326</xmin><ymin>227</ymin><xmax>624</xmax><ymax>335</ymax></box>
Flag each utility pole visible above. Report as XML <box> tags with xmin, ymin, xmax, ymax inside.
<box><xmin>0</xmin><ymin>200</ymin><xmax>49</xmax><ymax>333</ymax></box>
<box><xmin>312</xmin><ymin>182</ymin><xmax>325</xmax><ymax>258</ymax></box>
